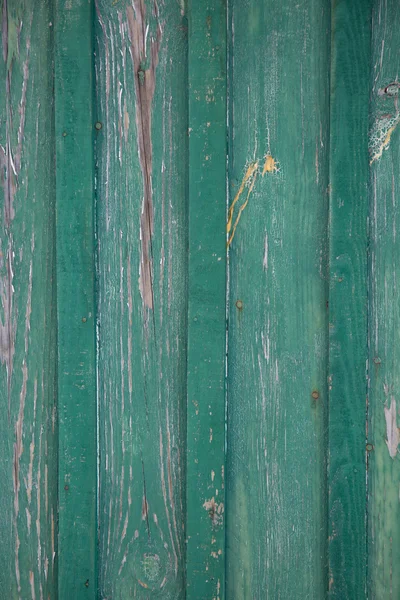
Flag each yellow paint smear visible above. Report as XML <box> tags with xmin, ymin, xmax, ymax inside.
<box><xmin>262</xmin><ymin>154</ymin><xmax>278</xmax><ymax>174</ymax></box>
<box><xmin>227</xmin><ymin>161</ymin><xmax>258</xmax><ymax>247</ymax></box>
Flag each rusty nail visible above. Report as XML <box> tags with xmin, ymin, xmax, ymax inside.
<box><xmin>62</xmin><ymin>131</ymin><xmax>67</xmax><ymax>137</ymax></box>
<box><xmin>82</xmin><ymin>317</ymin><xmax>87</xmax><ymax>323</ymax></box>
<box><xmin>312</xmin><ymin>390</ymin><xmax>319</xmax><ymax>400</ymax></box>
<box><xmin>64</xmin><ymin>485</ymin><xmax>69</xmax><ymax>491</ymax></box>
<box><xmin>373</xmin><ymin>357</ymin><xmax>381</xmax><ymax>365</ymax></box>
<box><xmin>235</xmin><ymin>300</ymin><xmax>243</xmax><ymax>310</ymax></box>
<box><xmin>95</xmin><ymin>122</ymin><xmax>102</xmax><ymax>130</ymax></box>
<box><xmin>366</xmin><ymin>443</ymin><xmax>374</xmax><ymax>452</ymax></box>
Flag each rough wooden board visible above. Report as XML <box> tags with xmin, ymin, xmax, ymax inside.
<box><xmin>368</xmin><ymin>1</ymin><xmax>400</xmax><ymax>597</ymax></box>
<box><xmin>186</xmin><ymin>0</ymin><xmax>227</xmax><ymax>597</ymax></box>
<box><xmin>328</xmin><ymin>1</ymin><xmax>371</xmax><ymax>597</ymax></box>
<box><xmin>54</xmin><ymin>0</ymin><xmax>97</xmax><ymax>597</ymax></box>
<box><xmin>225</xmin><ymin>0</ymin><xmax>330</xmax><ymax>597</ymax></box>
<box><xmin>94</xmin><ymin>0</ymin><xmax>188</xmax><ymax>597</ymax></box>
<box><xmin>0</xmin><ymin>1</ymin><xmax>57</xmax><ymax>598</ymax></box>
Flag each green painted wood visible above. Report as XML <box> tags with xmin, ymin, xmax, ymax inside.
<box><xmin>94</xmin><ymin>1</ymin><xmax>188</xmax><ymax>597</ymax></box>
<box><xmin>186</xmin><ymin>1</ymin><xmax>227</xmax><ymax>598</ymax></box>
<box><xmin>328</xmin><ymin>1</ymin><xmax>371</xmax><ymax>598</ymax></box>
<box><xmin>54</xmin><ymin>1</ymin><xmax>97</xmax><ymax>597</ymax></box>
<box><xmin>368</xmin><ymin>2</ymin><xmax>400</xmax><ymax>597</ymax></box>
<box><xmin>0</xmin><ymin>2</ymin><xmax>58</xmax><ymax>598</ymax></box>
<box><xmin>5</xmin><ymin>2</ymin><xmax>400</xmax><ymax>598</ymax></box>
<box><xmin>225</xmin><ymin>0</ymin><xmax>330</xmax><ymax>597</ymax></box>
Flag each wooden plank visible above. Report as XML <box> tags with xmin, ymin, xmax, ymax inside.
<box><xmin>225</xmin><ymin>0</ymin><xmax>330</xmax><ymax>597</ymax></box>
<box><xmin>368</xmin><ymin>1</ymin><xmax>400</xmax><ymax>597</ymax></box>
<box><xmin>186</xmin><ymin>1</ymin><xmax>227</xmax><ymax>597</ymax></box>
<box><xmin>328</xmin><ymin>1</ymin><xmax>371</xmax><ymax>597</ymax></box>
<box><xmin>0</xmin><ymin>2</ymin><xmax>57</xmax><ymax>598</ymax></box>
<box><xmin>94</xmin><ymin>1</ymin><xmax>188</xmax><ymax>597</ymax></box>
<box><xmin>54</xmin><ymin>1</ymin><xmax>97</xmax><ymax>597</ymax></box>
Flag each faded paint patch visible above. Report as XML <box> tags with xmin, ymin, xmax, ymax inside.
<box><xmin>0</xmin><ymin>6</ymin><xmax>31</xmax><ymax>418</ymax></box>
<box><xmin>384</xmin><ymin>398</ymin><xmax>399</xmax><ymax>459</ymax></box>
<box><xmin>203</xmin><ymin>497</ymin><xmax>224</xmax><ymax>528</ymax></box>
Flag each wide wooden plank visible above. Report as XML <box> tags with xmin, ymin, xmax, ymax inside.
<box><xmin>0</xmin><ymin>1</ymin><xmax>57</xmax><ymax>598</ymax></box>
<box><xmin>368</xmin><ymin>1</ymin><xmax>400</xmax><ymax>597</ymax></box>
<box><xmin>94</xmin><ymin>1</ymin><xmax>188</xmax><ymax>597</ymax></box>
<box><xmin>225</xmin><ymin>0</ymin><xmax>330</xmax><ymax>597</ymax></box>
<box><xmin>54</xmin><ymin>1</ymin><xmax>97</xmax><ymax>597</ymax></box>
<box><xmin>186</xmin><ymin>1</ymin><xmax>227</xmax><ymax>597</ymax></box>
<box><xmin>328</xmin><ymin>1</ymin><xmax>371</xmax><ymax>597</ymax></box>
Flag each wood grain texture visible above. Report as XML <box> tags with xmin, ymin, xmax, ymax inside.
<box><xmin>186</xmin><ymin>0</ymin><xmax>227</xmax><ymax>598</ymax></box>
<box><xmin>94</xmin><ymin>0</ymin><xmax>188</xmax><ymax>597</ymax></box>
<box><xmin>225</xmin><ymin>0</ymin><xmax>330</xmax><ymax>597</ymax></box>
<box><xmin>328</xmin><ymin>1</ymin><xmax>371</xmax><ymax>598</ymax></box>
<box><xmin>368</xmin><ymin>1</ymin><xmax>400</xmax><ymax>597</ymax></box>
<box><xmin>55</xmin><ymin>0</ymin><xmax>97</xmax><ymax>597</ymax></box>
<box><xmin>0</xmin><ymin>1</ymin><xmax>57</xmax><ymax>598</ymax></box>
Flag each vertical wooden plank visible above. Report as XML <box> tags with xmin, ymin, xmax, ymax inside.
<box><xmin>225</xmin><ymin>0</ymin><xmax>330</xmax><ymax>597</ymax></box>
<box><xmin>368</xmin><ymin>1</ymin><xmax>400</xmax><ymax>597</ymax></box>
<box><xmin>0</xmin><ymin>2</ymin><xmax>58</xmax><ymax>598</ymax></box>
<box><xmin>94</xmin><ymin>1</ymin><xmax>188</xmax><ymax>597</ymax></box>
<box><xmin>328</xmin><ymin>1</ymin><xmax>371</xmax><ymax>598</ymax></box>
<box><xmin>54</xmin><ymin>1</ymin><xmax>97</xmax><ymax>597</ymax></box>
<box><xmin>186</xmin><ymin>0</ymin><xmax>227</xmax><ymax>597</ymax></box>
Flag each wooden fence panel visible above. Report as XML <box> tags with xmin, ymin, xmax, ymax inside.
<box><xmin>328</xmin><ymin>1</ymin><xmax>371</xmax><ymax>598</ymax></box>
<box><xmin>368</xmin><ymin>1</ymin><xmax>400</xmax><ymax>598</ymax></box>
<box><xmin>0</xmin><ymin>2</ymin><xmax>58</xmax><ymax>599</ymax></box>
<box><xmin>94</xmin><ymin>1</ymin><xmax>188</xmax><ymax>597</ymax></box>
<box><xmin>225</xmin><ymin>1</ymin><xmax>330</xmax><ymax>597</ymax></box>
<box><xmin>186</xmin><ymin>1</ymin><xmax>227</xmax><ymax>597</ymax></box>
<box><xmin>55</xmin><ymin>1</ymin><xmax>97</xmax><ymax>598</ymax></box>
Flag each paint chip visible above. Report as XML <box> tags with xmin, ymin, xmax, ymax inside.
<box><xmin>370</xmin><ymin>113</ymin><xmax>400</xmax><ymax>164</ymax></box>
<box><xmin>262</xmin><ymin>154</ymin><xmax>278</xmax><ymax>175</ymax></box>
<box><xmin>384</xmin><ymin>398</ymin><xmax>399</xmax><ymax>459</ymax></box>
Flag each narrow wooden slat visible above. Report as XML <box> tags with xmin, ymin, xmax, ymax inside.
<box><xmin>328</xmin><ymin>1</ymin><xmax>371</xmax><ymax>597</ymax></box>
<box><xmin>94</xmin><ymin>1</ymin><xmax>188</xmax><ymax>597</ymax></box>
<box><xmin>186</xmin><ymin>1</ymin><xmax>227</xmax><ymax>597</ymax></box>
<box><xmin>225</xmin><ymin>0</ymin><xmax>330</xmax><ymax>597</ymax></box>
<box><xmin>368</xmin><ymin>1</ymin><xmax>400</xmax><ymax>596</ymax></box>
<box><xmin>54</xmin><ymin>1</ymin><xmax>97</xmax><ymax>597</ymax></box>
<box><xmin>0</xmin><ymin>2</ymin><xmax>57</xmax><ymax>597</ymax></box>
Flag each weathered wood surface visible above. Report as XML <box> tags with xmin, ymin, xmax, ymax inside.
<box><xmin>0</xmin><ymin>1</ymin><xmax>57</xmax><ymax>599</ymax></box>
<box><xmin>328</xmin><ymin>1</ymin><xmax>371</xmax><ymax>598</ymax></box>
<box><xmin>3</xmin><ymin>0</ymin><xmax>400</xmax><ymax>598</ymax></box>
<box><xmin>368</xmin><ymin>1</ymin><xmax>400</xmax><ymax>598</ymax></box>
<box><xmin>95</xmin><ymin>0</ymin><xmax>188</xmax><ymax>597</ymax></box>
<box><xmin>225</xmin><ymin>1</ymin><xmax>330</xmax><ymax>597</ymax></box>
